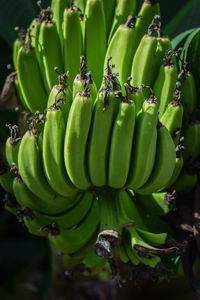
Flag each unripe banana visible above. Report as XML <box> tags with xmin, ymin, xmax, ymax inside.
<box><xmin>74</xmin><ymin>0</ymin><xmax>87</xmax><ymax>12</ymax></box>
<box><xmin>73</xmin><ymin>56</ymin><xmax>97</xmax><ymax>101</ymax></box>
<box><xmin>48</xmin><ymin>199</ymin><xmax>99</xmax><ymax>254</ymax></box>
<box><xmin>13</xmin><ymin>27</ymin><xmax>25</xmax><ymax>70</ymax></box>
<box><xmin>43</xmin><ymin>105</ymin><xmax>78</xmax><ymax>197</ymax></box>
<box><xmin>88</xmin><ymin>84</ymin><xmax>120</xmax><ymax>187</ymax></box>
<box><xmin>173</xmin><ymin>169</ymin><xmax>197</xmax><ymax>194</ymax></box>
<box><xmin>108</xmin><ymin>91</ymin><xmax>136</xmax><ymax>189</ymax></box>
<box><xmin>85</xmin><ymin>0</ymin><xmax>107</xmax><ymax>89</ymax></box>
<box><xmin>64</xmin><ymin>85</ymin><xmax>93</xmax><ymax>190</ymax></box>
<box><xmin>17</xmin><ymin>32</ymin><xmax>48</xmax><ymax>112</ymax></box>
<box><xmin>51</xmin><ymin>0</ymin><xmax>71</xmax><ymax>46</ymax></box>
<box><xmin>102</xmin><ymin>0</ymin><xmax>116</xmax><ymax>39</ymax></box>
<box><xmin>18</xmin><ymin>130</ymin><xmax>77</xmax><ymax>208</ymax></box>
<box><xmin>108</xmin><ymin>0</ymin><xmax>136</xmax><ymax>43</ymax></box>
<box><xmin>178</xmin><ymin>61</ymin><xmax>197</xmax><ymax>117</ymax></box>
<box><xmin>182</xmin><ymin>120</ymin><xmax>200</xmax><ymax>166</ymax></box>
<box><xmin>104</xmin><ymin>15</ymin><xmax>140</xmax><ymax>89</ymax></box>
<box><xmin>134</xmin><ymin>0</ymin><xmax>160</xmax><ymax>49</ymax></box>
<box><xmin>137</xmin><ymin>124</ymin><xmax>176</xmax><ymax>194</ymax></box>
<box><xmin>160</xmin><ymin>87</ymin><xmax>183</xmax><ymax>146</ymax></box>
<box><xmin>153</xmin><ymin>50</ymin><xmax>178</xmax><ymax>117</ymax></box>
<box><xmin>127</xmin><ymin>95</ymin><xmax>158</xmax><ymax>190</ymax></box>
<box><xmin>13</xmin><ymin>176</ymin><xmax>80</xmax><ymax>215</ymax></box>
<box><xmin>0</xmin><ymin>164</ymin><xmax>14</xmax><ymax>194</ymax></box>
<box><xmin>135</xmin><ymin>191</ymin><xmax>176</xmax><ymax>216</ymax></box>
<box><xmin>63</xmin><ymin>6</ymin><xmax>83</xmax><ymax>88</ymax></box>
<box><xmin>5</xmin><ymin>124</ymin><xmax>21</xmax><ymax>168</ymax></box>
<box><xmin>38</xmin><ymin>8</ymin><xmax>64</xmax><ymax>93</ymax></box>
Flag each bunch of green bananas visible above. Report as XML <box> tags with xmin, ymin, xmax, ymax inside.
<box><xmin>1</xmin><ymin>0</ymin><xmax>200</xmax><ymax>280</ymax></box>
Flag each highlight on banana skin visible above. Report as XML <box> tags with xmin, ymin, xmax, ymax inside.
<box><xmin>1</xmin><ymin>0</ymin><xmax>200</xmax><ymax>285</ymax></box>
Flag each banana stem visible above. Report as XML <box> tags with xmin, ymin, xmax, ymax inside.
<box><xmin>94</xmin><ymin>188</ymin><xmax>122</xmax><ymax>258</ymax></box>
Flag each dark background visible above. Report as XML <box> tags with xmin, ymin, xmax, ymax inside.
<box><xmin>0</xmin><ymin>0</ymin><xmax>199</xmax><ymax>298</ymax></box>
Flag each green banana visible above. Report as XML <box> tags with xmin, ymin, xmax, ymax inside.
<box><xmin>17</xmin><ymin>207</ymin><xmax>49</xmax><ymax>237</ymax></box>
<box><xmin>102</xmin><ymin>0</ymin><xmax>116</xmax><ymax>39</ymax></box>
<box><xmin>18</xmin><ymin>129</ymin><xmax>78</xmax><ymax>208</ymax></box>
<box><xmin>5</xmin><ymin>124</ymin><xmax>21</xmax><ymax>167</ymax></box>
<box><xmin>17</xmin><ymin>31</ymin><xmax>48</xmax><ymax>112</ymax></box>
<box><xmin>173</xmin><ymin>169</ymin><xmax>198</xmax><ymax>194</ymax></box>
<box><xmin>126</xmin><ymin>80</ymin><xmax>145</xmax><ymax>116</ymax></box>
<box><xmin>123</xmin><ymin>234</ymin><xmax>140</xmax><ymax>265</ymax></box>
<box><xmin>85</xmin><ymin>0</ymin><xmax>107</xmax><ymax>89</ymax></box>
<box><xmin>64</xmin><ymin>85</ymin><xmax>93</xmax><ymax>190</ymax></box>
<box><xmin>13</xmin><ymin>27</ymin><xmax>25</xmax><ymax>70</ymax></box>
<box><xmin>3</xmin><ymin>193</ymin><xmax>20</xmax><ymax>215</ymax></box>
<box><xmin>137</xmin><ymin>124</ymin><xmax>176</xmax><ymax>194</ymax></box>
<box><xmin>182</xmin><ymin>119</ymin><xmax>200</xmax><ymax>166</ymax></box>
<box><xmin>47</xmin><ymin>70</ymin><xmax>72</xmax><ymax>122</ymax></box>
<box><xmin>63</xmin><ymin>5</ymin><xmax>83</xmax><ymax>88</ymax></box>
<box><xmin>108</xmin><ymin>0</ymin><xmax>136</xmax><ymax>43</ymax></box>
<box><xmin>14</xmin><ymin>73</ymin><xmax>28</xmax><ymax>110</ymax></box>
<box><xmin>72</xmin><ymin>56</ymin><xmax>97</xmax><ymax>101</ymax></box>
<box><xmin>104</xmin><ymin>15</ymin><xmax>140</xmax><ymax>89</ymax></box>
<box><xmin>0</xmin><ymin>153</ymin><xmax>14</xmax><ymax>194</ymax></box>
<box><xmin>0</xmin><ymin>167</ymin><xmax>14</xmax><ymax>194</ymax></box>
<box><xmin>51</xmin><ymin>0</ymin><xmax>71</xmax><ymax>46</ymax></box>
<box><xmin>126</xmin><ymin>226</ymin><xmax>178</xmax><ymax>257</ymax></box>
<box><xmin>134</xmin><ymin>0</ymin><xmax>160</xmax><ymax>49</ymax></box>
<box><xmin>43</xmin><ymin>105</ymin><xmax>78</xmax><ymax>197</ymax></box>
<box><xmin>48</xmin><ymin>199</ymin><xmax>100</xmax><ymax>254</ymax></box>
<box><xmin>134</xmin><ymin>191</ymin><xmax>176</xmax><ymax>216</ymax></box>
<box><xmin>13</xmin><ymin>176</ymin><xmax>80</xmax><ymax>215</ymax></box>
<box><xmin>163</xmin><ymin>150</ymin><xmax>184</xmax><ymax>190</ymax></box>
<box><xmin>160</xmin><ymin>84</ymin><xmax>183</xmax><ymax>146</ymax></box>
<box><xmin>127</xmin><ymin>95</ymin><xmax>158</xmax><ymax>190</ymax></box>
<box><xmin>88</xmin><ymin>84</ymin><xmax>120</xmax><ymax>187</ymax></box>
<box><xmin>131</xmin><ymin>16</ymin><xmax>171</xmax><ymax>98</ymax></box>
<box><xmin>28</xmin><ymin>18</ymin><xmax>41</xmax><ymax>63</ymax></box>
<box><xmin>130</xmin><ymin>17</ymin><xmax>158</xmax><ymax>96</ymax></box>
<box><xmin>38</xmin><ymin>8</ymin><xmax>64</xmax><ymax>93</ymax></box>
<box><xmin>74</xmin><ymin>0</ymin><xmax>87</xmax><ymax>12</ymax></box>
<box><xmin>178</xmin><ymin>61</ymin><xmax>197</xmax><ymax>118</ymax></box>
<box><xmin>108</xmin><ymin>90</ymin><xmax>136</xmax><ymax>189</ymax></box>
<box><xmin>153</xmin><ymin>50</ymin><xmax>178</xmax><ymax>117</ymax></box>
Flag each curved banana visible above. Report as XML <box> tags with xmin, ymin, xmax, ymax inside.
<box><xmin>38</xmin><ymin>8</ymin><xmax>64</xmax><ymax>93</ymax></box>
<box><xmin>63</xmin><ymin>5</ymin><xmax>83</xmax><ymax>88</ymax></box>
<box><xmin>108</xmin><ymin>0</ymin><xmax>136</xmax><ymax>43</ymax></box>
<box><xmin>153</xmin><ymin>50</ymin><xmax>178</xmax><ymax>117</ymax></box>
<box><xmin>47</xmin><ymin>71</ymin><xmax>73</xmax><ymax>122</ymax></box>
<box><xmin>127</xmin><ymin>96</ymin><xmax>158</xmax><ymax>190</ymax></box>
<box><xmin>104</xmin><ymin>16</ymin><xmax>140</xmax><ymax>89</ymax></box>
<box><xmin>102</xmin><ymin>0</ymin><xmax>116</xmax><ymax>39</ymax></box>
<box><xmin>13</xmin><ymin>27</ymin><xmax>25</xmax><ymax>70</ymax></box>
<box><xmin>160</xmin><ymin>88</ymin><xmax>183</xmax><ymax>146</ymax></box>
<box><xmin>88</xmin><ymin>85</ymin><xmax>120</xmax><ymax>187</ymax></box>
<box><xmin>85</xmin><ymin>0</ymin><xmax>107</xmax><ymax>89</ymax></box>
<box><xmin>43</xmin><ymin>106</ymin><xmax>78</xmax><ymax>197</ymax></box>
<box><xmin>13</xmin><ymin>176</ymin><xmax>80</xmax><ymax>215</ymax></box>
<box><xmin>73</xmin><ymin>56</ymin><xmax>97</xmax><ymax>101</ymax></box>
<box><xmin>164</xmin><ymin>151</ymin><xmax>184</xmax><ymax>190</ymax></box>
<box><xmin>182</xmin><ymin>120</ymin><xmax>200</xmax><ymax>166</ymax></box>
<box><xmin>134</xmin><ymin>0</ymin><xmax>160</xmax><ymax>49</ymax></box>
<box><xmin>173</xmin><ymin>169</ymin><xmax>198</xmax><ymax>194</ymax></box>
<box><xmin>5</xmin><ymin>124</ymin><xmax>21</xmax><ymax>167</ymax></box>
<box><xmin>17</xmin><ymin>32</ymin><xmax>48</xmax><ymax>112</ymax></box>
<box><xmin>3</xmin><ymin>193</ymin><xmax>20</xmax><ymax>215</ymax></box>
<box><xmin>134</xmin><ymin>191</ymin><xmax>176</xmax><ymax>216</ymax></box>
<box><xmin>51</xmin><ymin>0</ymin><xmax>71</xmax><ymax>46</ymax></box>
<box><xmin>178</xmin><ymin>61</ymin><xmax>197</xmax><ymax>119</ymax></box>
<box><xmin>0</xmin><ymin>166</ymin><xmax>14</xmax><ymax>194</ymax></box>
<box><xmin>64</xmin><ymin>86</ymin><xmax>93</xmax><ymax>190</ymax></box>
<box><xmin>108</xmin><ymin>93</ymin><xmax>136</xmax><ymax>189</ymax></box>
<box><xmin>48</xmin><ymin>199</ymin><xmax>100</xmax><ymax>254</ymax></box>
<box><xmin>18</xmin><ymin>130</ymin><xmax>77</xmax><ymax>208</ymax></box>
<box><xmin>137</xmin><ymin>124</ymin><xmax>176</xmax><ymax>194</ymax></box>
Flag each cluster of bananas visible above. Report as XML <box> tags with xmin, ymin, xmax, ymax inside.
<box><xmin>1</xmin><ymin>0</ymin><xmax>200</xmax><ymax>280</ymax></box>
